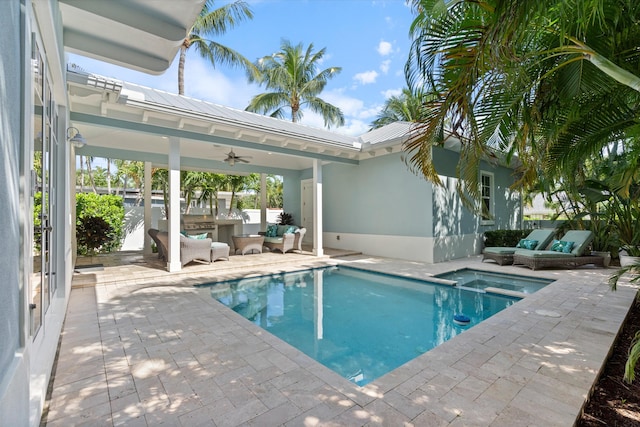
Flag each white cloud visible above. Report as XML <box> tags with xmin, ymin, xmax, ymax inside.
<box><xmin>381</xmin><ymin>88</ymin><xmax>402</xmax><ymax>99</ymax></box>
<box><xmin>353</xmin><ymin>70</ymin><xmax>379</xmax><ymax>85</ymax></box>
<box><xmin>377</xmin><ymin>40</ymin><xmax>393</xmax><ymax>56</ymax></box>
<box><xmin>380</xmin><ymin>59</ymin><xmax>391</xmax><ymax>74</ymax></box>
<box><xmin>183</xmin><ymin>58</ymin><xmax>259</xmax><ymax>110</ymax></box>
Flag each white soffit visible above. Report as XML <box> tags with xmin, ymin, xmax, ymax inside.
<box><xmin>59</xmin><ymin>0</ymin><xmax>205</xmax><ymax>75</ymax></box>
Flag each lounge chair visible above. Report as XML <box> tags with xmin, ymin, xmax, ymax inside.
<box><xmin>482</xmin><ymin>229</ymin><xmax>556</xmax><ymax>265</ymax></box>
<box><xmin>259</xmin><ymin>225</ymin><xmax>306</xmax><ymax>254</ymax></box>
<box><xmin>151</xmin><ymin>230</ymin><xmax>213</xmax><ymax>266</ymax></box>
<box><xmin>148</xmin><ymin>228</ymin><xmax>165</xmax><ymax>260</ymax></box>
<box><xmin>512</xmin><ymin>230</ymin><xmax>604</xmax><ymax>270</ymax></box>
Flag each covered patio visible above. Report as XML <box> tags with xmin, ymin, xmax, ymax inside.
<box><xmin>68</xmin><ymin>68</ymin><xmax>376</xmax><ymax>272</ymax></box>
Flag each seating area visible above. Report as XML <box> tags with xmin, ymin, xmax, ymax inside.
<box><xmin>259</xmin><ymin>224</ymin><xmax>307</xmax><ymax>254</ymax></box>
<box><xmin>512</xmin><ymin>230</ymin><xmax>603</xmax><ymax>270</ymax></box>
<box><xmin>147</xmin><ymin>228</ymin><xmax>229</xmax><ymax>266</ymax></box>
<box><xmin>482</xmin><ymin>228</ymin><xmax>556</xmax><ymax>265</ymax></box>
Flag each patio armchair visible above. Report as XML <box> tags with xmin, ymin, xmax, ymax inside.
<box><xmin>147</xmin><ymin>228</ymin><xmax>166</xmax><ymax>260</ymax></box>
<box><xmin>482</xmin><ymin>229</ymin><xmax>556</xmax><ymax>265</ymax></box>
<box><xmin>151</xmin><ymin>230</ymin><xmax>213</xmax><ymax>266</ymax></box>
<box><xmin>259</xmin><ymin>225</ymin><xmax>306</xmax><ymax>254</ymax></box>
<box><xmin>512</xmin><ymin>230</ymin><xmax>603</xmax><ymax>270</ymax></box>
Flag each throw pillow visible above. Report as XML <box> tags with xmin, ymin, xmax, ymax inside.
<box><xmin>284</xmin><ymin>226</ymin><xmax>298</xmax><ymax>234</ymax></box>
<box><xmin>516</xmin><ymin>239</ymin><xmax>538</xmax><ymax>250</ymax></box>
<box><xmin>551</xmin><ymin>240</ymin><xmax>574</xmax><ymax>253</ymax></box>
<box><xmin>187</xmin><ymin>233</ymin><xmax>208</xmax><ymax>240</ymax></box>
<box><xmin>266</xmin><ymin>224</ymin><xmax>278</xmax><ymax>237</ymax></box>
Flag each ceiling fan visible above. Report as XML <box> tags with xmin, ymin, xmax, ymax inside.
<box><xmin>223</xmin><ymin>149</ymin><xmax>251</xmax><ymax>166</ymax></box>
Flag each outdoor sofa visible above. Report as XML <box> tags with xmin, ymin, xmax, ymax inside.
<box><xmin>482</xmin><ymin>228</ymin><xmax>556</xmax><ymax>265</ymax></box>
<box><xmin>259</xmin><ymin>224</ymin><xmax>306</xmax><ymax>254</ymax></box>
<box><xmin>512</xmin><ymin>230</ymin><xmax>604</xmax><ymax>270</ymax></box>
<box><xmin>147</xmin><ymin>228</ymin><xmax>229</xmax><ymax>266</ymax></box>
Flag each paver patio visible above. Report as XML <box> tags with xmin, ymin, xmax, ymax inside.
<box><xmin>43</xmin><ymin>251</ymin><xmax>638</xmax><ymax>426</ymax></box>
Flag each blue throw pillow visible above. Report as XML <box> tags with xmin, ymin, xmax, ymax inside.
<box><xmin>188</xmin><ymin>233</ymin><xmax>208</xmax><ymax>240</ymax></box>
<box><xmin>516</xmin><ymin>239</ymin><xmax>538</xmax><ymax>250</ymax></box>
<box><xmin>284</xmin><ymin>226</ymin><xmax>298</xmax><ymax>234</ymax></box>
<box><xmin>551</xmin><ymin>240</ymin><xmax>574</xmax><ymax>253</ymax></box>
<box><xmin>266</xmin><ymin>224</ymin><xmax>278</xmax><ymax>237</ymax></box>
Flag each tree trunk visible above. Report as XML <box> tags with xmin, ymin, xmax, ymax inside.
<box><xmin>178</xmin><ymin>45</ymin><xmax>187</xmax><ymax>95</ymax></box>
<box><xmin>86</xmin><ymin>156</ymin><xmax>97</xmax><ymax>193</ymax></box>
<box><xmin>106</xmin><ymin>158</ymin><xmax>112</xmax><ymax>194</ymax></box>
<box><xmin>79</xmin><ymin>155</ymin><xmax>85</xmax><ymax>192</ymax></box>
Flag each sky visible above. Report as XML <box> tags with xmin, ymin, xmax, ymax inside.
<box><xmin>68</xmin><ymin>0</ymin><xmax>415</xmax><ymax>136</ymax></box>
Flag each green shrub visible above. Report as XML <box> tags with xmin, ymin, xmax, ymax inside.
<box><xmin>76</xmin><ymin>216</ymin><xmax>114</xmax><ymax>255</ymax></box>
<box><xmin>484</xmin><ymin>229</ymin><xmax>530</xmax><ymax>247</ymax></box>
<box><xmin>76</xmin><ymin>193</ymin><xmax>124</xmax><ymax>255</ymax></box>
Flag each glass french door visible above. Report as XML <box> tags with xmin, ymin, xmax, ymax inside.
<box><xmin>31</xmin><ymin>38</ymin><xmax>56</xmax><ymax>337</ymax></box>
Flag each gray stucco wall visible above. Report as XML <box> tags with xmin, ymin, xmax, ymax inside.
<box><xmin>431</xmin><ymin>147</ymin><xmax>521</xmax><ymax>237</ymax></box>
<box><xmin>322</xmin><ymin>153</ymin><xmax>433</xmax><ymax>237</ymax></box>
<box><xmin>0</xmin><ymin>0</ymin><xmax>22</xmax><ymax>384</ymax></box>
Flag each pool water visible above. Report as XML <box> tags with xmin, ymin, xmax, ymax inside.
<box><xmin>202</xmin><ymin>266</ymin><xmax>518</xmax><ymax>386</ymax></box>
<box><xmin>435</xmin><ymin>268</ymin><xmax>554</xmax><ymax>295</ymax></box>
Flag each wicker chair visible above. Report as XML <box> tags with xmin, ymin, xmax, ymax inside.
<box><xmin>152</xmin><ymin>230</ymin><xmax>213</xmax><ymax>266</ymax></box>
<box><xmin>482</xmin><ymin>229</ymin><xmax>556</xmax><ymax>265</ymax></box>
<box><xmin>148</xmin><ymin>228</ymin><xmax>166</xmax><ymax>260</ymax></box>
<box><xmin>512</xmin><ymin>230</ymin><xmax>604</xmax><ymax>270</ymax></box>
<box><xmin>260</xmin><ymin>227</ymin><xmax>306</xmax><ymax>254</ymax></box>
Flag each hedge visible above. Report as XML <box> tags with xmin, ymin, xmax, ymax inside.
<box><xmin>76</xmin><ymin>193</ymin><xmax>124</xmax><ymax>255</ymax></box>
<box><xmin>483</xmin><ymin>229</ymin><xmax>530</xmax><ymax>247</ymax></box>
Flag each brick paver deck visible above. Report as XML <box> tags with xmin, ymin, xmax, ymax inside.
<box><xmin>43</xmin><ymin>252</ymin><xmax>638</xmax><ymax>426</ymax></box>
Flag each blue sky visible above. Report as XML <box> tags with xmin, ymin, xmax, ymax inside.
<box><xmin>68</xmin><ymin>0</ymin><xmax>415</xmax><ymax>136</ymax></box>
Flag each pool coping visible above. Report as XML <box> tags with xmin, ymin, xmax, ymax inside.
<box><xmin>46</xmin><ymin>255</ymin><xmax>639</xmax><ymax>426</ymax></box>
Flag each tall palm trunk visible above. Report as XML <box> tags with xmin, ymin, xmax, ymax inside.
<box><xmin>85</xmin><ymin>156</ymin><xmax>97</xmax><ymax>193</ymax></box>
<box><xmin>178</xmin><ymin>44</ymin><xmax>188</xmax><ymax>95</ymax></box>
<box><xmin>106</xmin><ymin>158</ymin><xmax>112</xmax><ymax>194</ymax></box>
<box><xmin>79</xmin><ymin>155</ymin><xmax>85</xmax><ymax>192</ymax></box>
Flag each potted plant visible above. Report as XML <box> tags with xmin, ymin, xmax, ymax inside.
<box><xmin>589</xmin><ymin>216</ymin><xmax>614</xmax><ymax>267</ymax></box>
<box><xmin>610</xmin><ymin>191</ymin><xmax>640</xmax><ymax>266</ymax></box>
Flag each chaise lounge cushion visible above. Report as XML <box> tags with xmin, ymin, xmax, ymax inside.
<box><xmin>482</xmin><ymin>229</ymin><xmax>556</xmax><ymax>265</ymax></box>
<box><xmin>512</xmin><ymin>230</ymin><xmax>599</xmax><ymax>270</ymax></box>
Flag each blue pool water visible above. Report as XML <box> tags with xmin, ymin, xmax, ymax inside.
<box><xmin>202</xmin><ymin>266</ymin><xmax>518</xmax><ymax>386</ymax></box>
<box><xmin>435</xmin><ymin>269</ymin><xmax>554</xmax><ymax>295</ymax></box>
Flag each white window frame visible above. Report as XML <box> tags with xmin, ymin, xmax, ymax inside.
<box><xmin>480</xmin><ymin>171</ymin><xmax>494</xmax><ymax>225</ymax></box>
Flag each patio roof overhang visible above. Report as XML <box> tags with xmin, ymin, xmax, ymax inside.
<box><xmin>67</xmin><ymin>70</ymin><xmax>366</xmax><ymax>174</ymax></box>
<box><xmin>59</xmin><ymin>0</ymin><xmax>205</xmax><ymax>75</ymax></box>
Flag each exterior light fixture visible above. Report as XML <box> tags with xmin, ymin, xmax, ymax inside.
<box><xmin>66</xmin><ymin>127</ymin><xmax>87</xmax><ymax>148</ymax></box>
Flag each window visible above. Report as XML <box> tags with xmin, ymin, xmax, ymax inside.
<box><xmin>480</xmin><ymin>172</ymin><xmax>494</xmax><ymax>225</ymax></box>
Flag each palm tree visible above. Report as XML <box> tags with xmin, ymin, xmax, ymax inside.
<box><xmin>370</xmin><ymin>88</ymin><xmax>432</xmax><ymax>129</ymax></box>
<box><xmin>404</xmin><ymin>0</ymin><xmax>640</xmax><ymax>205</ymax></box>
<box><xmin>179</xmin><ymin>0</ymin><xmax>256</xmax><ymax>95</ymax></box>
<box><xmin>246</xmin><ymin>40</ymin><xmax>345</xmax><ymax>128</ymax></box>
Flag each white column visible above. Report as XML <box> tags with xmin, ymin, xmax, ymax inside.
<box><xmin>313</xmin><ymin>159</ymin><xmax>323</xmax><ymax>256</ymax></box>
<box><xmin>260</xmin><ymin>173</ymin><xmax>267</xmax><ymax>230</ymax></box>
<box><xmin>143</xmin><ymin>161</ymin><xmax>152</xmax><ymax>254</ymax></box>
<box><xmin>167</xmin><ymin>137</ymin><xmax>181</xmax><ymax>272</ymax></box>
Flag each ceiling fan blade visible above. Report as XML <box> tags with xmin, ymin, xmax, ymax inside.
<box><xmin>236</xmin><ymin>157</ymin><xmax>250</xmax><ymax>163</ymax></box>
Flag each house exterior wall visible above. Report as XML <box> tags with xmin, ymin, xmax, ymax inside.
<box><xmin>0</xmin><ymin>1</ymin><xmax>75</xmax><ymax>425</ymax></box>
<box><xmin>430</xmin><ymin>147</ymin><xmax>522</xmax><ymax>262</ymax></box>
<box><xmin>320</xmin><ymin>148</ymin><xmax>520</xmax><ymax>263</ymax></box>
<box><xmin>322</xmin><ymin>153</ymin><xmax>436</xmax><ymax>262</ymax></box>
<box><xmin>0</xmin><ymin>1</ymin><xmax>30</xmax><ymax>425</ymax></box>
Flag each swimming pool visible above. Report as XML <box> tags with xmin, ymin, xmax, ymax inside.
<box><xmin>435</xmin><ymin>268</ymin><xmax>554</xmax><ymax>297</ymax></box>
<box><xmin>202</xmin><ymin>266</ymin><xmax>518</xmax><ymax>386</ymax></box>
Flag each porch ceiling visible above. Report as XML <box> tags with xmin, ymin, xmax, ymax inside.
<box><xmin>59</xmin><ymin>0</ymin><xmax>205</xmax><ymax>75</ymax></box>
<box><xmin>67</xmin><ymin>70</ymin><xmax>365</xmax><ymax>174</ymax></box>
